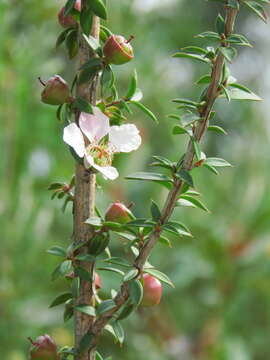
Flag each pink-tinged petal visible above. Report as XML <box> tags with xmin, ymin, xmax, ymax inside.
<box><xmin>84</xmin><ymin>154</ymin><xmax>119</xmax><ymax>180</ymax></box>
<box><xmin>63</xmin><ymin>123</ymin><xmax>85</xmax><ymax>158</ymax></box>
<box><xmin>79</xmin><ymin>107</ymin><xmax>110</xmax><ymax>143</ymax></box>
<box><xmin>109</xmin><ymin>124</ymin><xmax>142</xmax><ymax>153</ymax></box>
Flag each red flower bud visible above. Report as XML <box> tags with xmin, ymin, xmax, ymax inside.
<box><xmin>58</xmin><ymin>0</ymin><xmax>81</xmax><ymax>28</ymax></box>
<box><xmin>29</xmin><ymin>334</ymin><xmax>60</xmax><ymax>360</ymax></box>
<box><xmin>103</xmin><ymin>35</ymin><xmax>134</xmax><ymax>65</ymax></box>
<box><xmin>105</xmin><ymin>202</ymin><xmax>133</xmax><ymax>224</ymax></box>
<box><xmin>40</xmin><ymin>75</ymin><xmax>71</xmax><ymax>106</ymax></box>
<box><xmin>141</xmin><ymin>274</ymin><xmax>162</xmax><ymax>307</ymax></box>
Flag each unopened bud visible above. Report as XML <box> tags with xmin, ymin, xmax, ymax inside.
<box><xmin>105</xmin><ymin>202</ymin><xmax>133</xmax><ymax>224</ymax></box>
<box><xmin>141</xmin><ymin>274</ymin><xmax>162</xmax><ymax>307</ymax></box>
<box><xmin>28</xmin><ymin>334</ymin><xmax>60</xmax><ymax>360</ymax></box>
<box><xmin>58</xmin><ymin>0</ymin><xmax>81</xmax><ymax>28</ymax></box>
<box><xmin>40</xmin><ymin>75</ymin><xmax>71</xmax><ymax>106</ymax></box>
<box><xmin>103</xmin><ymin>35</ymin><xmax>134</xmax><ymax>65</ymax></box>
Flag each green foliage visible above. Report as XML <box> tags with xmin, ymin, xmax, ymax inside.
<box><xmin>2</xmin><ymin>0</ymin><xmax>270</xmax><ymax>359</ymax></box>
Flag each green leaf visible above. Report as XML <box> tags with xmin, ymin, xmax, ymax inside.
<box><xmin>96</xmin><ymin>351</ymin><xmax>104</xmax><ymax>360</ymax></box>
<box><xmin>104</xmin><ymin>257</ymin><xmax>131</xmax><ymax>268</ymax></box>
<box><xmin>126</xmin><ymin>172</ymin><xmax>172</xmax><ymax>183</ymax></box>
<box><xmin>47</xmin><ymin>246</ymin><xmax>66</xmax><ymax>257</ymax></box>
<box><xmin>244</xmin><ymin>1</ymin><xmax>267</xmax><ymax>22</ymax></box>
<box><xmin>71</xmin><ymin>278</ymin><xmax>80</xmax><ymax>298</ymax></box>
<box><xmin>196</xmin><ymin>74</ymin><xmax>211</xmax><ymax>84</ymax></box>
<box><xmin>144</xmin><ymin>268</ymin><xmax>175</xmax><ymax>288</ymax></box>
<box><xmin>219</xmin><ymin>47</ymin><xmax>237</xmax><ymax>63</ymax></box>
<box><xmin>227</xmin><ymin>0</ymin><xmax>240</xmax><ymax>9</ymax></box>
<box><xmin>208</xmin><ymin>125</ymin><xmax>227</xmax><ymax>135</ymax></box>
<box><xmin>205</xmin><ymin>157</ymin><xmax>232</xmax><ymax>167</ymax></box>
<box><xmin>78</xmin><ymin>66</ymin><xmax>100</xmax><ymax>85</ymax></box>
<box><xmin>79</xmin><ymin>58</ymin><xmax>102</xmax><ymax>71</ymax></box>
<box><xmin>64</xmin><ymin>0</ymin><xmax>76</xmax><ymax>16</ymax></box>
<box><xmin>83</xmin><ymin>34</ymin><xmax>101</xmax><ymax>52</ymax></box>
<box><xmin>56</xmin><ymin>28</ymin><xmax>73</xmax><ymax>48</ymax></box>
<box><xmin>89</xmin><ymin>0</ymin><xmax>107</xmax><ymax>20</ymax></box>
<box><xmin>227</xmin><ymin>33</ymin><xmax>252</xmax><ymax>47</ymax></box>
<box><xmin>181</xmin><ymin>46</ymin><xmax>208</xmax><ymax>55</ymax></box>
<box><xmin>126</xmin><ymin>70</ymin><xmax>138</xmax><ymax>100</ymax></box>
<box><xmin>123</xmin><ymin>269</ymin><xmax>139</xmax><ymax>282</ymax></box>
<box><xmin>163</xmin><ymin>221</ymin><xmax>192</xmax><ymax>238</ymax></box>
<box><xmin>80</xmin><ymin>7</ymin><xmax>93</xmax><ymax>35</ymax></box>
<box><xmin>158</xmin><ymin>235</ymin><xmax>172</xmax><ymax>248</ymax></box>
<box><xmin>128</xmin><ymin>101</ymin><xmax>158</xmax><ymax>124</ymax></box>
<box><xmin>150</xmin><ymin>200</ymin><xmax>161</xmax><ymax>222</ymax></box>
<box><xmin>221</xmin><ymin>84</ymin><xmax>231</xmax><ymax>102</ymax></box>
<box><xmin>73</xmin><ymin>96</ymin><xmax>93</xmax><ymax>114</ymax></box>
<box><xmin>222</xmin><ymin>87</ymin><xmax>262</xmax><ymax>101</ymax></box>
<box><xmin>79</xmin><ymin>332</ymin><xmax>92</xmax><ymax>353</ymax></box>
<box><xmin>176</xmin><ymin>195</ymin><xmax>210</xmax><ymax>212</ymax></box>
<box><xmin>97</xmin><ymin>267</ymin><xmax>124</xmax><ymax>276</ymax></box>
<box><xmin>117</xmin><ymin>302</ymin><xmax>136</xmax><ymax>320</ymax></box>
<box><xmin>101</xmin><ymin>65</ymin><xmax>114</xmax><ymax>90</ymax></box>
<box><xmin>63</xmin><ymin>304</ymin><xmax>74</xmax><ymax>322</ymax></box>
<box><xmin>85</xmin><ymin>216</ymin><xmax>103</xmax><ymax>227</ymax></box>
<box><xmin>216</xmin><ymin>13</ymin><xmax>225</xmax><ymax>35</ymax></box>
<box><xmin>97</xmin><ymin>300</ymin><xmax>116</xmax><ymax>315</ymax></box>
<box><xmin>172</xmin><ymin>125</ymin><xmax>191</xmax><ymax>135</ymax></box>
<box><xmin>75</xmin><ymin>266</ymin><xmax>92</xmax><ymax>282</ymax></box>
<box><xmin>111</xmin><ymin>321</ymin><xmax>125</xmax><ymax>344</ymax></box>
<box><xmin>172</xmin><ymin>98</ymin><xmax>199</xmax><ymax>107</ymax></box>
<box><xmin>75</xmin><ymin>254</ymin><xmax>95</xmax><ymax>262</ymax></box>
<box><xmin>192</xmin><ymin>138</ymin><xmax>203</xmax><ymax>161</ymax></box>
<box><xmin>176</xmin><ymin>170</ymin><xmax>194</xmax><ymax>187</ymax></box>
<box><xmin>196</xmin><ymin>31</ymin><xmax>220</xmax><ymax>40</ymax></box>
<box><xmin>75</xmin><ymin>304</ymin><xmax>96</xmax><ymax>316</ymax></box>
<box><xmin>49</xmin><ymin>293</ymin><xmax>72</xmax><ymax>308</ymax></box>
<box><xmin>128</xmin><ymin>280</ymin><xmax>143</xmax><ymax>307</ymax></box>
<box><xmin>51</xmin><ymin>260</ymin><xmax>73</xmax><ymax>281</ymax></box>
<box><xmin>172</xmin><ymin>52</ymin><xmax>210</xmax><ymax>64</ymax></box>
<box><xmin>203</xmin><ymin>162</ymin><xmax>219</xmax><ymax>175</ymax></box>
<box><xmin>65</xmin><ymin>29</ymin><xmax>78</xmax><ymax>59</ymax></box>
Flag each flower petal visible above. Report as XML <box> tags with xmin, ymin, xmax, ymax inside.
<box><xmin>79</xmin><ymin>107</ymin><xmax>110</xmax><ymax>143</ymax></box>
<box><xmin>84</xmin><ymin>155</ymin><xmax>119</xmax><ymax>180</ymax></box>
<box><xmin>109</xmin><ymin>124</ymin><xmax>142</xmax><ymax>153</ymax></box>
<box><xmin>63</xmin><ymin>123</ymin><xmax>85</xmax><ymax>158</ymax></box>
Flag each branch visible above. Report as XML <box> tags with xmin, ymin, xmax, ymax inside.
<box><xmin>88</xmin><ymin>3</ymin><xmax>239</xmax><ymax>347</ymax></box>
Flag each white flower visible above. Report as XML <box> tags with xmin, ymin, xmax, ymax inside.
<box><xmin>63</xmin><ymin>107</ymin><xmax>141</xmax><ymax>180</ymax></box>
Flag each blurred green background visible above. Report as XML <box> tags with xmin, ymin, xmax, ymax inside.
<box><xmin>1</xmin><ymin>0</ymin><xmax>270</xmax><ymax>359</ymax></box>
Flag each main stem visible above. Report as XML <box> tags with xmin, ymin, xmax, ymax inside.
<box><xmin>74</xmin><ymin>10</ymin><xmax>100</xmax><ymax>360</ymax></box>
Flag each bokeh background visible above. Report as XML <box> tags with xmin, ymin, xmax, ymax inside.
<box><xmin>1</xmin><ymin>0</ymin><xmax>270</xmax><ymax>359</ymax></box>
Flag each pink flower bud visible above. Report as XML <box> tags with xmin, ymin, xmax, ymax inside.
<box><xmin>103</xmin><ymin>35</ymin><xmax>134</xmax><ymax>65</ymax></box>
<box><xmin>95</xmin><ymin>272</ymin><xmax>102</xmax><ymax>289</ymax></box>
<box><xmin>66</xmin><ymin>271</ymin><xmax>102</xmax><ymax>289</ymax></box>
<box><xmin>141</xmin><ymin>274</ymin><xmax>162</xmax><ymax>307</ymax></box>
<box><xmin>29</xmin><ymin>334</ymin><xmax>60</xmax><ymax>360</ymax></box>
<box><xmin>58</xmin><ymin>0</ymin><xmax>81</xmax><ymax>28</ymax></box>
<box><xmin>41</xmin><ymin>75</ymin><xmax>71</xmax><ymax>106</ymax></box>
<box><xmin>105</xmin><ymin>202</ymin><xmax>133</xmax><ymax>224</ymax></box>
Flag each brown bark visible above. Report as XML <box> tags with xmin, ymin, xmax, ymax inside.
<box><xmin>74</xmin><ymin>11</ymin><xmax>100</xmax><ymax>360</ymax></box>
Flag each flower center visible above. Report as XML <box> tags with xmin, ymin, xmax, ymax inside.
<box><xmin>86</xmin><ymin>144</ymin><xmax>112</xmax><ymax>167</ymax></box>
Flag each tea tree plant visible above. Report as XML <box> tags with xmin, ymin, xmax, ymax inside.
<box><xmin>31</xmin><ymin>0</ymin><xmax>269</xmax><ymax>359</ymax></box>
